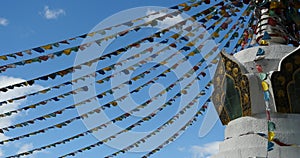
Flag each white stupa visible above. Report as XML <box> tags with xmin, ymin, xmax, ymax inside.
<box><xmin>211</xmin><ymin>1</ymin><xmax>300</xmax><ymax>157</ymax></box>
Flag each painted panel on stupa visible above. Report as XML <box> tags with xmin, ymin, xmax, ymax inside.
<box><xmin>212</xmin><ymin>52</ymin><xmax>251</xmax><ymax>125</ymax></box>
<box><xmin>271</xmin><ymin>48</ymin><xmax>300</xmax><ymax>113</ymax></box>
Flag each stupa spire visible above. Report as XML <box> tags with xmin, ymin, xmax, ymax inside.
<box><xmin>254</xmin><ymin>0</ymin><xmax>300</xmax><ymax>45</ymax></box>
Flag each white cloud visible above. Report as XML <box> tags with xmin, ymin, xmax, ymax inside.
<box><xmin>16</xmin><ymin>143</ymin><xmax>44</xmax><ymax>158</ymax></box>
<box><xmin>0</xmin><ymin>76</ymin><xmax>43</xmax><ymax>156</ymax></box>
<box><xmin>15</xmin><ymin>142</ymin><xmax>48</xmax><ymax>158</ymax></box>
<box><xmin>0</xmin><ymin>76</ymin><xmax>43</xmax><ymax>128</ymax></box>
<box><xmin>178</xmin><ymin>147</ymin><xmax>186</xmax><ymax>152</ymax></box>
<box><xmin>17</xmin><ymin>143</ymin><xmax>33</xmax><ymax>154</ymax></box>
<box><xmin>42</xmin><ymin>6</ymin><xmax>65</xmax><ymax>19</ymax></box>
<box><xmin>0</xmin><ymin>17</ymin><xmax>9</xmax><ymax>26</ymax></box>
<box><xmin>145</xmin><ymin>9</ymin><xmax>184</xmax><ymax>28</ymax></box>
<box><xmin>0</xmin><ymin>148</ymin><xmax>3</xmax><ymax>157</ymax></box>
<box><xmin>189</xmin><ymin>141</ymin><xmax>221</xmax><ymax>158</ymax></box>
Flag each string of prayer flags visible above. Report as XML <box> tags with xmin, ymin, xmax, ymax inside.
<box><xmin>226</xmin><ymin>132</ymin><xmax>300</xmax><ymax>150</ymax></box>
<box><xmin>226</xmin><ymin>13</ymin><xmax>254</xmax><ymax>53</ymax></box>
<box><xmin>213</xmin><ymin>8</ymin><xmax>250</xmax><ymax>47</ymax></box>
<box><xmin>254</xmin><ymin>47</ymin><xmax>276</xmax><ymax>152</ymax></box>
<box><xmin>0</xmin><ymin>86</ymin><xmax>88</xmax><ymax>118</ymax></box>
<box><xmin>204</xmin><ymin>6</ymin><xmax>251</xmax><ymax>59</ymax></box>
<box><xmin>211</xmin><ymin>5</ymin><xmax>252</xmax><ymax>42</ymax></box>
<box><xmin>268</xmin><ymin>124</ymin><xmax>276</xmax><ymax>150</ymax></box>
<box><xmin>202</xmin><ymin>5</ymin><xmax>249</xmax><ymax>47</ymax></box>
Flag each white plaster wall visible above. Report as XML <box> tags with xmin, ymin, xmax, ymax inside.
<box><xmin>212</xmin><ymin>113</ymin><xmax>300</xmax><ymax>158</ymax></box>
<box><xmin>233</xmin><ymin>45</ymin><xmax>295</xmax><ymax>73</ymax></box>
<box><xmin>245</xmin><ymin>73</ymin><xmax>267</xmax><ymax>114</ymax></box>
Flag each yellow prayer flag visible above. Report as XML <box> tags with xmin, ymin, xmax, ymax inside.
<box><xmin>260</xmin><ymin>40</ymin><xmax>269</xmax><ymax>45</ymax></box>
<box><xmin>224</xmin><ymin>34</ymin><xmax>229</xmax><ymax>39</ymax></box>
<box><xmin>15</xmin><ymin>124</ymin><xmax>23</xmax><ymax>127</ymax></box>
<box><xmin>186</xmin><ymin>42</ymin><xmax>195</xmax><ymax>47</ymax></box>
<box><xmin>0</xmin><ymin>55</ymin><xmax>8</xmax><ymax>60</ymax></box>
<box><xmin>97</xmin><ymin>80</ymin><xmax>104</xmax><ymax>84</ymax></box>
<box><xmin>268</xmin><ymin>131</ymin><xmax>275</xmax><ymax>141</ymax></box>
<box><xmin>207</xmin><ymin>14</ymin><xmax>213</xmax><ymax>20</ymax></box>
<box><xmin>103</xmin><ymin>139</ymin><xmax>108</xmax><ymax>143</ymax></box>
<box><xmin>29</xmin><ymin>105</ymin><xmax>36</xmax><ymax>109</ymax></box>
<box><xmin>63</xmin><ymin>49</ymin><xmax>71</xmax><ymax>55</ymax></box>
<box><xmin>191</xmin><ymin>3</ymin><xmax>199</xmax><ymax>7</ymax></box>
<box><xmin>182</xmin><ymin>6</ymin><xmax>191</xmax><ymax>11</ymax></box>
<box><xmin>212</xmin><ymin>32</ymin><xmax>219</xmax><ymax>38</ymax></box>
<box><xmin>215</xmin><ymin>20</ymin><xmax>221</xmax><ymax>25</ymax></box>
<box><xmin>85</xmin><ymin>61</ymin><xmax>94</xmax><ymax>67</ymax></box>
<box><xmin>160</xmin><ymin>61</ymin><xmax>167</xmax><ymax>65</ymax></box>
<box><xmin>128</xmin><ymin>67</ymin><xmax>134</xmax><ymax>71</ymax></box>
<box><xmin>238</xmin><ymin>39</ymin><xmax>243</xmax><ymax>44</ymax></box>
<box><xmin>55</xmin><ymin>124</ymin><xmax>63</xmax><ymax>128</ymax></box>
<box><xmin>171</xmin><ymin>34</ymin><xmax>179</xmax><ymax>39</ymax></box>
<box><xmin>103</xmin><ymin>67</ymin><xmax>112</xmax><ymax>71</ymax></box>
<box><xmin>111</xmin><ymin>101</ymin><xmax>118</xmax><ymax>106</ymax></box>
<box><xmin>132</xmin><ymin>76</ymin><xmax>140</xmax><ymax>81</ymax></box>
<box><xmin>181</xmin><ymin>89</ymin><xmax>187</xmax><ymax>94</ymax></box>
<box><xmin>134</xmin><ymin>54</ymin><xmax>140</xmax><ymax>58</ymax></box>
<box><xmin>41</xmin><ymin>45</ymin><xmax>53</xmax><ymax>50</ymax></box>
<box><xmin>87</xmin><ymin>32</ymin><xmax>96</xmax><ymax>37</ymax></box>
<box><xmin>186</xmin><ymin>32</ymin><xmax>195</xmax><ymax>37</ymax></box>
<box><xmin>161</xmin><ymin>90</ymin><xmax>167</xmax><ymax>94</ymax></box>
<box><xmin>211</xmin><ymin>59</ymin><xmax>219</xmax><ymax>64</ymax></box>
<box><xmin>40</xmin><ymin>89</ymin><xmax>50</xmax><ymax>94</ymax></box>
<box><xmin>262</xmin><ymin>81</ymin><xmax>269</xmax><ymax>91</ymax></box>
<box><xmin>44</xmin><ymin>115</ymin><xmax>51</xmax><ymax>118</ymax></box>
<box><xmin>178</xmin><ymin>3</ymin><xmax>187</xmax><ymax>7</ymax></box>
<box><xmin>188</xmin><ymin>51</ymin><xmax>196</xmax><ymax>56</ymax></box>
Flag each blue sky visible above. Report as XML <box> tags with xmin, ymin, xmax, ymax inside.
<box><xmin>0</xmin><ymin>1</ymin><xmax>252</xmax><ymax>157</ymax></box>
